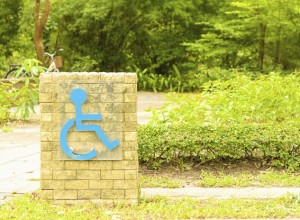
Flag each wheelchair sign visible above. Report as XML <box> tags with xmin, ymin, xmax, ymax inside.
<box><xmin>60</xmin><ymin>88</ymin><xmax>120</xmax><ymax>160</ymax></box>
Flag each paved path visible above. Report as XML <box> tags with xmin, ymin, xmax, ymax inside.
<box><xmin>2</xmin><ymin>92</ymin><xmax>300</xmax><ymax>205</ymax></box>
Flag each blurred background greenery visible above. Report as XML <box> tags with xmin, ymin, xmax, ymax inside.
<box><xmin>1</xmin><ymin>0</ymin><xmax>300</xmax><ymax>91</ymax></box>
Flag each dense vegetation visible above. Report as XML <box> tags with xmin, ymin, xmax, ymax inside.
<box><xmin>139</xmin><ymin>122</ymin><xmax>300</xmax><ymax>170</ymax></box>
<box><xmin>139</xmin><ymin>74</ymin><xmax>300</xmax><ymax>170</ymax></box>
<box><xmin>150</xmin><ymin>73</ymin><xmax>300</xmax><ymax>125</ymax></box>
<box><xmin>1</xmin><ymin>0</ymin><xmax>300</xmax><ymax>84</ymax></box>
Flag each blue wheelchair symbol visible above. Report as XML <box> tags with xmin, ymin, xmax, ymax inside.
<box><xmin>60</xmin><ymin>88</ymin><xmax>119</xmax><ymax>160</ymax></box>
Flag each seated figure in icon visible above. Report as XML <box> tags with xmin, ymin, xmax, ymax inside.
<box><xmin>60</xmin><ymin>88</ymin><xmax>119</xmax><ymax>160</ymax></box>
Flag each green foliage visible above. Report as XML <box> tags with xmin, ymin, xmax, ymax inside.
<box><xmin>0</xmin><ymin>83</ymin><xmax>16</xmax><ymax>121</ymax></box>
<box><xmin>138</xmin><ymin>122</ymin><xmax>300</xmax><ymax>170</ymax></box>
<box><xmin>48</xmin><ymin>0</ymin><xmax>205</xmax><ymax>74</ymax></box>
<box><xmin>13</xmin><ymin>59</ymin><xmax>43</xmax><ymax>119</ymax></box>
<box><xmin>0</xmin><ymin>59</ymin><xmax>43</xmax><ymax>122</ymax></box>
<box><xmin>14</xmin><ymin>59</ymin><xmax>45</xmax><ymax>79</ymax></box>
<box><xmin>140</xmin><ymin>73</ymin><xmax>300</xmax><ymax>170</ymax></box>
<box><xmin>137</xmin><ymin>66</ymin><xmax>241</xmax><ymax>92</ymax></box>
<box><xmin>0</xmin><ymin>82</ymin><xmax>39</xmax><ymax>122</ymax></box>
<box><xmin>150</xmin><ymin>73</ymin><xmax>300</xmax><ymax>124</ymax></box>
<box><xmin>185</xmin><ymin>0</ymin><xmax>300</xmax><ymax>71</ymax></box>
<box><xmin>0</xmin><ymin>0</ymin><xmax>22</xmax><ymax>47</ymax></box>
<box><xmin>13</xmin><ymin>83</ymin><xmax>39</xmax><ymax>120</ymax></box>
<box><xmin>69</xmin><ymin>55</ymin><xmax>98</xmax><ymax>72</ymax></box>
<box><xmin>137</xmin><ymin>67</ymin><xmax>197</xmax><ymax>92</ymax></box>
<box><xmin>258</xmin><ymin>171</ymin><xmax>300</xmax><ymax>187</ymax></box>
<box><xmin>0</xmin><ymin>0</ymin><xmax>22</xmax><ymax>74</ymax></box>
<box><xmin>2</xmin><ymin>0</ymin><xmax>300</xmax><ymax>77</ymax></box>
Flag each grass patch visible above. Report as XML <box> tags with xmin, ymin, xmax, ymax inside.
<box><xmin>1</xmin><ymin>193</ymin><xmax>300</xmax><ymax>219</ymax></box>
<box><xmin>258</xmin><ymin>171</ymin><xmax>300</xmax><ymax>187</ymax></box>
<box><xmin>1</xmin><ymin>125</ymin><xmax>13</xmax><ymax>132</ymax></box>
<box><xmin>139</xmin><ymin>175</ymin><xmax>182</xmax><ymax>188</ymax></box>
<box><xmin>199</xmin><ymin>171</ymin><xmax>254</xmax><ymax>187</ymax></box>
<box><xmin>198</xmin><ymin>170</ymin><xmax>300</xmax><ymax>187</ymax></box>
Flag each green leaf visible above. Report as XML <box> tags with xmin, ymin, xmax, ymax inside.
<box><xmin>29</xmin><ymin>90</ymin><xmax>37</xmax><ymax>104</ymax></box>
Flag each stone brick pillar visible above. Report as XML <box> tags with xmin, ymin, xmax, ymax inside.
<box><xmin>39</xmin><ymin>72</ymin><xmax>138</xmax><ymax>204</ymax></box>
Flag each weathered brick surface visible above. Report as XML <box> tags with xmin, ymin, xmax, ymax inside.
<box><xmin>78</xmin><ymin>190</ymin><xmax>101</xmax><ymax>199</ymax></box>
<box><xmin>101</xmin><ymin>190</ymin><xmax>124</xmax><ymax>199</ymax></box>
<box><xmin>53</xmin><ymin>190</ymin><xmax>78</xmax><ymax>200</ymax></box>
<box><xmin>89</xmin><ymin>180</ymin><xmax>114</xmax><ymax>189</ymax></box>
<box><xmin>101</xmin><ymin>170</ymin><xmax>125</xmax><ymax>179</ymax></box>
<box><xmin>125</xmin><ymin>170</ymin><xmax>138</xmax><ymax>180</ymax></box>
<box><xmin>40</xmin><ymin>72</ymin><xmax>138</xmax><ymax>204</ymax></box>
<box><xmin>65</xmin><ymin>180</ymin><xmax>89</xmax><ymax>189</ymax></box>
<box><xmin>53</xmin><ymin>170</ymin><xmax>76</xmax><ymax>179</ymax></box>
<box><xmin>77</xmin><ymin>170</ymin><xmax>101</xmax><ymax>179</ymax></box>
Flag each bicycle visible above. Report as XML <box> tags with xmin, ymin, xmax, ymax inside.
<box><xmin>44</xmin><ymin>46</ymin><xmax>64</xmax><ymax>73</ymax></box>
<box><xmin>4</xmin><ymin>47</ymin><xmax>63</xmax><ymax>79</ymax></box>
<box><xmin>5</xmin><ymin>64</ymin><xmax>24</xmax><ymax>79</ymax></box>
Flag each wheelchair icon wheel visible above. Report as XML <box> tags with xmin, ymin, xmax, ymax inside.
<box><xmin>60</xmin><ymin>118</ymin><xmax>97</xmax><ymax>160</ymax></box>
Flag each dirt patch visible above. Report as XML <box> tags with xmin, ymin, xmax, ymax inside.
<box><xmin>139</xmin><ymin>160</ymin><xmax>276</xmax><ymax>187</ymax></box>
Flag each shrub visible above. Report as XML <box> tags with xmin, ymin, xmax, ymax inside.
<box><xmin>0</xmin><ymin>59</ymin><xmax>43</xmax><ymax>122</ymax></box>
<box><xmin>136</xmin><ymin>67</ymin><xmax>196</xmax><ymax>92</ymax></box>
<box><xmin>0</xmin><ymin>81</ymin><xmax>39</xmax><ymax>122</ymax></box>
<box><xmin>138</xmin><ymin>123</ymin><xmax>300</xmax><ymax>170</ymax></box>
<box><xmin>0</xmin><ymin>83</ymin><xmax>16</xmax><ymax>121</ymax></box>
<box><xmin>137</xmin><ymin>66</ymin><xmax>254</xmax><ymax>92</ymax></box>
<box><xmin>150</xmin><ymin>73</ymin><xmax>300</xmax><ymax>125</ymax></box>
<box><xmin>139</xmin><ymin>73</ymin><xmax>300</xmax><ymax>170</ymax></box>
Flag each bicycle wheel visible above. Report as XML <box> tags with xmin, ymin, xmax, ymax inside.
<box><xmin>5</xmin><ymin>69</ymin><xmax>28</xmax><ymax>79</ymax></box>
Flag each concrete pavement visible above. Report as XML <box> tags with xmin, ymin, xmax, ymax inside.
<box><xmin>0</xmin><ymin>131</ymin><xmax>40</xmax><ymax>204</ymax></box>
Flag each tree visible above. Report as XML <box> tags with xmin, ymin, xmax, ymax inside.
<box><xmin>0</xmin><ymin>0</ymin><xmax>22</xmax><ymax>56</ymax></box>
<box><xmin>49</xmin><ymin>0</ymin><xmax>204</xmax><ymax>74</ymax></box>
<box><xmin>34</xmin><ymin>0</ymin><xmax>51</xmax><ymax>64</ymax></box>
<box><xmin>185</xmin><ymin>0</ymin><xmax>300</xmax><ymax>72</ymax></box>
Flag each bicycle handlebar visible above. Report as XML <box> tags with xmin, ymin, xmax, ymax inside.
<box><xmin>44</xmin><ymin>47</ymin><xmax>63</xmax><ymax>58</ymax></box>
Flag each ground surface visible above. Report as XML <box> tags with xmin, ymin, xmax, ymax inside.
<box><xmin>140</xmin><ymin>161</ymin><xmax>267</xmax><ymax>188</ymax></box>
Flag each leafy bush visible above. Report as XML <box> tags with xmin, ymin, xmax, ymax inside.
<box><xmin>13</xmin><ymin>82</ymin><xmax>39</xmax><ymax>120</ymax></box>
<box><xmin>138</xmin><ymin>123</ymin><xmax>300</xmax><ymax>170</ymax></box>
<box><xmin>0</xmin><ymin>81</ymin><xmax>39</xmax><ymax>122</ymax></box>
<box><xmin>150</xmin><ymin>73</ymin><xmax>300</xmax><ymax>125</ymax></box>
<box><xmin>136</xmin><ymin>66</ymin><xmax>205</xmax><ymax>92</ymax></box>
<box><xmin>137</xmin><ymin>66</ymin><xmax>250</xmax><ymax>92</ymax></box>
<box><xmin>0</xmin><ymin>83</ymin><xmax>16</xmax><ymax>121</ymax></box>
<box><xmin>137</xmin><ymin>67</ymin><xmax>197</xmax><ymax>92</ymax></box>
<box><xmin>139</xmin><ymin>73</ymin><xmax>300</xmax><ymax>170</ymax></box>
<box><xmin>0</xmin><ymin>59</ymin><xmax>43</xmax><ymax>122</ymax></box>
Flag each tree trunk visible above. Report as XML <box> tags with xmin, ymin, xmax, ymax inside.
<box><xmin>275</xmin><ymin>27</ymin><xmax>281</xmax><ymax>65</ymax></box>
<box><xmin>34</xmin><ymin>0</ymin><xmax>51</xmax><ymax>64</ymax></box>
<box><xmin>258</xmin><ymin>23</ymin><xmax>267</xmax><ymax>71</ymax></box>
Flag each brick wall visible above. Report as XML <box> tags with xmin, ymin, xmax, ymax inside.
<box><xmin>39</xmin><ymin>72</ymin><xmax>138</xmax><ymax>204</ymax></box>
